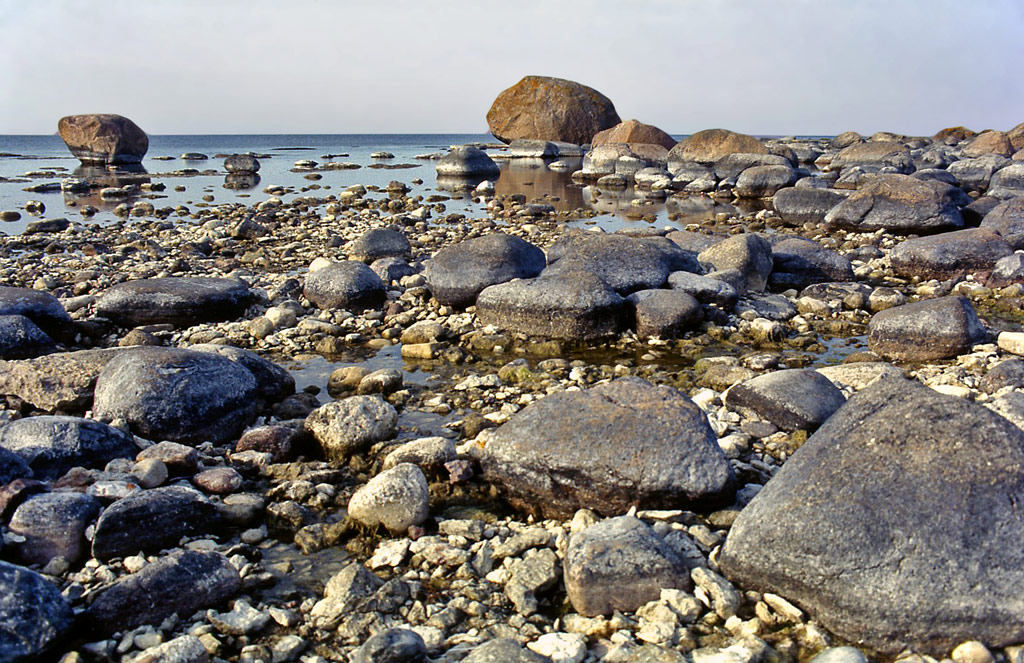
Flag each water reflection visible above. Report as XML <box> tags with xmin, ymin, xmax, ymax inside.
<box><xmin>494</xmin><ymin>159</ymin><xmax>585</xmax><ymax>211</ymax></box>
<box><xmin>224</xmin><ymin>173</ymin><xmax>261</xmax><ymax>190</ymax></box>
<box><xmin>62</xmin><ymin>164</ymin><xmax>151</xmax><ymax>210</ymax></box>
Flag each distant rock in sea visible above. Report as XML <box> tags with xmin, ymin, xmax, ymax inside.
<box><xmin>57</xmin><ymin>114</ymin><xmax>149</xmax><ymax>165</ymax></box>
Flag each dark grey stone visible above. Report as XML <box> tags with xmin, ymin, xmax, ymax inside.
<box><xmin>349</xmin><ymin>228</ymin><xmax>412</xmax><ymax>264</ymax></box>
<box><xmin>799</xmin><ymin>282</ymin><xmax>874</xmax><ymax>307</ymax></box>
<box><xmin>665</xmin><ymin>230</ymin><xmax>722</xmax><ymax>255</ymax></box>
<box><xmin>91</xmin><ymin>486</ymin><xmax>222</xmax><ymax>561</ymax></box>
<box><xmin>0</xmin><ymin>447</ymin><xmax>31</xmax><ymax>484</ymax></box>
<box><xmin>772</xmin><ymin>187</ymin><xmax>846</xmax><ymax>226</ymax></box>
<box><xmin>9</xmin><ymin>491</ymin><xmax>100</xmax><ymax>566</ymax></box>
<box><xmin>565</xmin><ymin>516</ymin><xmax>693</xmax><ymax>616</ymax></box>
<box><xmin>462</xmin><ymin>639</ymin><xmax>549</xmax><ymax>663</ymax></box>
<box><xmin>698</xmin><ymin>234</ymin><xmax>773</xmax><ymax>294</ymax></box>
<box><xmin>725</xmin><ymin>369</ymin><xmax>846</xmax><ymax>431</ymax></box>
<box><xmin>0</xmin><ymin>561</ymin><xmax>74</xmax><ymax>662</ymax></box>
<box><xmin>735</xmin><ymin>165</ymin><xmax>796</xmax><ymax>198</ymax></box>
<box><xmin>989</xmin><ymin>164</ymin><xmax>1024</xmax><ymax>199</ymax></box>
<box><xmin>352</xmin><ymin>628</ymin><xmax>426</xmax><ymax>663</ymax></box>
<box><xmin>868</xmin><ymin>296</ymin><xmax>986</xmax><ymax>362</ymax></box>
<box><xmin>303</xmin><ymin>261</ymin><xmax>387</xmax><ymax>310</ymax></box>
<box><xmin>479</xmin><ymin>377</ymin><xmax>734</xmax><ymax>518</ymax></box>
<box><xmin>667</xmin><ymin>271</ymin><xmax>738</xmax><ymax>308</ymax></box>
<box><xmin>0</xmin><ymin>286</ymin><xmax>72</xmax><ymax>341</ymax></box>
<box><xmin>962</xmin><ymin>195</ymin><xmax>1003</xmax><ymax>225</ymax></box>
<box><xmin>370</xmin><ymin>257</ymin><xmax>418</xmax><ymax>284</ymax></box>
<box><xmin>948</xmin><ymin>155</ymin><xmax>1008</xmax><ymax>192</ymax></box>
<box><xmin>22</xmin><ymin>217</ymin><xmax>70</xmax><ymax>235</ymax></box>
<box><xmin>719</xmin><ymin>377</ymin><xmax>1024</xmax><ymax>655</ymax></box>
<box><xmin>980</xmin><ymin>358</ymin><xmax>1024</xmax><ymax>394</ymax></box>
<box><xmin>224</xmin><ymin>154</ymin><xmax>260</xmax><ymax>173</ymax></box>
<box><xmin>990</xmin><ymin>253</ymin><xmax>1024</xmax><ymax>285</ymax></box>
<box><xmin>889</xmin><ymin>228</ymin><xmax>1012</xmax><ymax>280</ymax></box>
<box><xmin>424</xmin><ymin>233</ymin><xmax>546</xmax><ymax>308</ymax></box>
<box><xmin>768</xmin><ymin>236</ymin><xmax>854</xmax><ymax>290</ymax></box>
<box><xmin>713</xmin><ymin>153</ymin><xmax>792</xmax><ymax>180</ymax></box>
<box><xmin>829</xmin><ymin>142</ymin><xmax>914</xmax><ymax>173</ymax></box>
<box><xmin>824</xmin><ymin>174</ymin><xmax>964</xmax><ymax>233</ymax></box>
<box><xmin>0</xmin><ymin>315</ymin><xmax>55</xmax><ymax>359</ymax></box>
<box><xmin>92</xmin><ymin>347</ymin><xmax>260</xmax><ymax>445</ymax></box>
<box><xmin>736</xmin><ymin>293</ymin><xmax>798</xmax><ymax>321</ymax></box>
<box><xmin>96</xmin><ymin>277</ymin><xmax>252</xmax><ymax>328</ymax></box>
<box><xmin>435</xmin><ymin>146</ymin><xmax>500</xmax><ymax>178</ymax></box>
<box><xmin>627</xmin><ymin>289</ymin><xmax>703</xmax><ymax>339</ymax></box>
<box><xmin>545</xmin><ymin>232</ymin><xmax>700</xmax><ymax>293</ymax></box>
<box><xmin>0</xmin><ymin>415</ymin><xmax>137</xmax><ymax>480</ymax></box>
<box><xmin>981</xmin><ymin>197</ymin><xmax>1024</xmax><ymax>249</ymax></box>
<box><xmin>86</xmin><ymin>550</ymin><xmax>240</xmax><ymax>635</ymax></box>
<box><xmin>189</xmin><ymin>344</ymin><xmax>295</xmax><ymax>402</ymax></box>
<box><xmin>475</xmin><ymin>271</ymin><xmax>626</xmax><ymax>341</ymax></box>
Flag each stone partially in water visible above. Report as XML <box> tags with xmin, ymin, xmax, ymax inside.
<box><xmin>868</xmin><ymin>296</ymin><xmax>986</xmax><ymax>362</ymax></box>
<box><xmin>224</xmin><ymin>154</ymin><xmax>260</xmax><ymax>173</ymax></box>
<box><xmin>479</xmin><ymin>377</ymin><xmax>734</xmax><ymax>518</ymax></box>
<box><xmin>627</xmin><ymin>289</ymin><xmax>703</xmax><ymax>339</ymax></box>
<box><xmin>303</xmin><ymin>260</ymin><xmax>387</xmax><ymax>310</ymax></box>
<box><xmin>719</xmin><ymin>377</ymin><xmax>1024</xmax><ymax>655</ymax></box>
<box><xmin>435</xmin><ymin>146</ymin><xmax>500</xmax><ymax>178</ymax></box>
<box><xmin>95</xmin><ymin>277</ymin><xmax>252</xmax><ymax>328</ymax></box>
<box><xmin>424</xmin><ymin>233</ymin><xmax>546</xmax><ymax>308</ymax></box>
<box><xmin>58</xmin><ymin>113</ymin><xmax>148</xmax><ymax>165</ymax></box>
<box><xmin>772</xmin><ymin>187</ymin><xmax>846</xmax><ymax>226</ymax></box>
<box><xmin>734</xmin><ymin>165</ymin><xmax>796</xmax><ymax>198</ymax></box>
<box><xmin>768</xmin><ymin>236</ymin><xmax>854</xmax><ymax>290</ymax></box>
<box><xmin>348</xmin><ymin>463</ymin><xmax>430</xmax><ymax>534</ymax></box>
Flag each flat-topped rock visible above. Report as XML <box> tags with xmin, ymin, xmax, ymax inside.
<box><xmin>719</xmin><ymin>377</ymin><xmax>1024</xmax><ymax>655</ymax></box>
<box><xmin>348</xmin><ymin>227</ymin><xmax>411</xmax><ymax>263</ymax></box>
<box><xmin>224</xmin><ymin>154</ymin><xmax>260</xmax><ymax>173</ymax></box>
<box><xmin>0</xmin><ymin>348</ymin><xmax>122</xmax><ymax>412</ymax></box>
<box><xmin>96</xmin><ymin>277</ymin><xmax>252</xmax><ymax>328</ymax></box>
<box><xmin>545</xmin><ymin>232</ymin><xmax>700</xmax><ymax>294</ymax></box>
<box><xmin>424</xmin><ymin>233</ymin><xmax>545</xmax><ymax>307</ymax></box>
<box><xmin>487</xmin><ymin>75</ymin><xmax>620</xmax><ymax>145</ymax></box>
<box><xmin>726</xmin><ymin>369</ymin><xmax>846</xmax><ymax>431</ymax></box>
<box><xmin>58</xmin><ymin>113</ymin><xmax>148</xmax><ymax>165</ymax></box>
<box><xmin>0</xmin><ymin>415</ymin><xmax>137</xmax><ymax>480</ymax></box>
<box><xmin>772</xmin><ymin>186</ymin><xmax>846</xmax><ymax>226</ymax></box>
<box><xmin>868</xmin><ymin>296</ymin><xmax>986</xmax><ymax>362</ymax></box>
<box><xmin>825</xmin><ymin>174</ymin><xmax>964</xmax><ymax>233</ymax></box>
<box><xmin>479</xmin><ymin>377</ymin><xmax>734</xmax><ymax>518</ymax></box>
<box><xmin>889</xmin><ymin>228</ymin><xmax>1012</xmax><ymax>280</ymax></box>
<box><xmin>668</xmin><ymin>129</ymin><xmax>767</xmax><ymax>165</ymax></box>
<box><xmin>92</xmin><ymin>347</ymin><xmax>260</xmax><ymax>444</ymax></box>
<box><xmin>829</xmin><ymin>141</ymin><xmax>913</xmax><ymax>173</ymax></box>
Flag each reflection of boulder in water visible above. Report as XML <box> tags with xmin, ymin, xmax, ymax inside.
<box><xmin>583</xmin><ymin>186</ymin><xmax>667</xmax><ymax>219</ymax></box>
<box><xmin>63</xmin><ymin>165</ymin><xmax>150</xmax><ymax>210</ymax></box>
<box><xmin>665</xmin><ymin>194</ymin><xmax>768</xmax><ymax>223</ymax></box>
<box><xmin>224</xmin><ymin>173</ymin><xmax>261</xmax><ymax>190</ymax></box>
<box><xmin>494</xmin><ymin>161</ymin><xmax>585</xmax><ymax>211</ymax></box>
<box><xmin>436</xmin><ymin>175</ymin><xmax>486</xmax><ymax>193</ymax></box>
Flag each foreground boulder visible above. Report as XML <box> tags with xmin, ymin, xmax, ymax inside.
<box><xmin>305</xmin><ymin>396</ymin><xmax>398</xmax><ymax>462</ymax></box>
<box><xmin>0</xmin><ymin>315</ymin><xmax>55</xmax><ymax>359</ymax></box>
<box><xmin>96</xmin><ymin>277</ymin><xmax>252</xmax><ymax>328</ymax></box>
<box><xmin>476</xmin><ymin>271</ymin><xmax>626</xmax><ymax>341</ymax></box>
<box><xmin>627</xmin><ymin>289</ymin><xmax>703</xmax><ymax>339</ymax></box>
<box><xmin>487</xmin><ymin>75</ymin><xmax>620</xmax><ymax>145</ymax></box>
<box><xmin>889</xmin><ymin>228</ymin><xmax>1012</xmax><ymax>280</ymax></box>
<box><xmin>0</xmin><ymin>415</ymin><xmax>137</xmax><ymax>479</ymax></box>
<box><xmin>772</xmin><ymin>186</ymin><xmax>846</xmax><ymax>226</ymax></box>
<box><xmin>720</xmin><ymin>377</ymin><xmax>1024</xmax><ymax>655</ymax></box>
<box><xmin>479</xmin><ymin>377</ymin><xmax>734</xmax><ymax>518</ymax></box>
<box><xmin>9</xmin><ymin>492</ymin><xmax>101</xmax><ymax>566</ymax></box>
<box><xmin>565</xmin><ymin>516</ymin><xmax>694</xmax><ymax>616</ymax></box>
<box><xmin>92</xmin><ymin>347</ymin><xmax>260</xmax><ymax>444</ymax></box>
<box><xmin>667</xmin><ymin>129</ymin><xmax>767</xmax><ymax>165</ymax></box>
<box><xmin>545</xmin><ymin>233</ymin><xmax>699</xmax><ymax>293</ymax></box>
<box><xmin>86</xmin><ymin>550</ymin><xmax>240</xmax><ymax>635</ymax></box>
<box><xmin>92</xmin><ymin>486</ymin><xmax>221</xmax><ymax>560</ymax></box>
<box><xmin>725</xmin><ymin>369</ymin><xmax>846</xmax><ymax>431</ymax></box>
<box><xmin>825</xmin><ymin>174</ymin><xmax>964</xmax><ymax>233</ymax></box>
<box><xmin>0</xmin><ymin>561</ymin><xmax>74</xmax><ymax>662</ymax></box>
<box><xmin>424</xmin><ymin>234</ymin><xmax>545</xmax><ymax>307</ymax></box>
<box><xmin>868</xmin><ymin>296</ymin><xmax>985</xmax><ymax>362</ymax></box>
<box><xmin>592</xmin><ymin>119</ymin><xmax>677</xmax><ymax>150</ymax></box>
<box><xmin>58</xmin><ymin>113</ymin><xmax>148</xmax><ymax>165</ymax></box>
<box><xmin>303</xmin><ymin>261</ymin><xmax>387</xmax><ymax>310</ymax></box>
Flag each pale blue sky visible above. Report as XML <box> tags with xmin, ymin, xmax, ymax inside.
<box><xmin>1</xmin><ymin>0</ymin><xmax>1021</xmax><ymax>136</ymax></box>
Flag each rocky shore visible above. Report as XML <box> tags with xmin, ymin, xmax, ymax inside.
<box><xmin>2</xmin><ymin>81</ymin><xmax>1024</xmax><ymax>663</ymax></box>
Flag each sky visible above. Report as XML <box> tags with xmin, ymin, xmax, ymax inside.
<box><xmin>1</xmin><ymin>0</ymin><xmax>1022</xmax><ymax>137</ymax></box>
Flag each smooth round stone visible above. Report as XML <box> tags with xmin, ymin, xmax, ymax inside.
<box><xmin>348</xmin><ymin>463</ymin><xmax>430</xmax><ymax>533</ymax></box>
<box><xmin>998</xmin><ymin>331</ymin><xmax>1024</xmax><ymax>356</ymax></box>
<box><xmin>305</xmin><ymin>396</ymin><xmax>398</xmax><ymax>461</ymax></box>
<box><xmin>193</xmin><ymin>467</ymin><xmax>243</xmax><ymax>494</ymax></box>
<box><xmin>0</xmin><ymin>415</ymin><xmax>138</xmax><ymax>480</ymax></box>
<box><xmin>303</xmin><ymin>261</ymin><xmax>386</xmax><ymax>310</ymax></box>
<box><xmin>0</xmin><ymin>561</ymin><xmax>74</xmax><ymax>661</ymax></box>
<box><xmin>808</xmin><ymin>647</ymin><xmax>868</xmax><ymax>663</ymax></box>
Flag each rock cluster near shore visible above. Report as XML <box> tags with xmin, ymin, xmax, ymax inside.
<box><xmin>4</xmin><ymin>82</ymin><xmax>1024</xmax><ymax>663</ymax></box>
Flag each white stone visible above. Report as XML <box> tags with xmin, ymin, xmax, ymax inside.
<box><xmin>368</xmin><ymin>539</ymin><xmax>411</xmax><ymax>569</ymax></box>
<box><xmin>527</xmin><ymin>632</ymin><xmax>587</xmax><ymax>663</ymax></box>
<box><xmin>999</xmin><ymin>332</ymin><xmax>1024</xmax><ymax>356</ymax></box>
<box><xmin>348</xmin><ymin>463</ymin><xmax>429</xmax><ymax>533</ymax></box>
<box><xmin>952</xmin><ymin>641</ymin><xmax>995</xmax><ymax>663</ymax></box>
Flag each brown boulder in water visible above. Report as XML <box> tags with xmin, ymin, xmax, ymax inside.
<box><xmin>592</xmin><ymin>119</ymin><xmax>677</xmax><ymax>150</ymax></box>
<box><xmin>486</xmin><ymin>75</ymin><xmax>620</xmax><ymax>145</ymax></box>
<box><xmin>57</xmin><ymin>113</ymin><xmax>149</xmax><ymax>165</ymax></box>
<box><xmin>667</xmin><ymin>128</ymin><xmax>767</xmax><ymax>165</ymax></box>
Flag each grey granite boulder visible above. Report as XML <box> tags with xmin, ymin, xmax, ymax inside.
<box><xmin>980</xmin><ymin>358</ymin><xmax>1024</xmax><ymax>394</ymax></box>
<box><xmin>719</xmin><ymin>377</ymin><xmax>1024</xmax><ymax>654</ymax></box>
<box><xmin>725</xmin><ymin>369</ymin><xmax>846</xmax><ymax>431</ymax></box>
<box><xmin>9</xmin><ymin>491</ymin><xmax>100</xmax><ymax>566</ymax></box>
<box><xmin>303</xmin><ymin>261</ymin><xmax>386</xmax><ymax>310</ymax></box>
<box><xmin>0</xmin><ymin>286</ymin><xmax>72</xmax><ymax>340</ymax></box>
<box><xmin>424</xmin><ymin>233</ymin><xmax>546</xmax><ymax>307</ymax></box>
<box><xmin>305</xmin><ymin>396</ymin><xmax>398</xmax><ymax>462</ymax></box>
<box><xmin>988</xmin><ymin>164</ymin><xmax>1024</xmax><ymax>199</ymax></box>
<box><xmin>0</xmin><ymin>315</ymin><xmax>55</xmax><ymax>359</ymax></box>
<box><xmin>768</xmin><ymin>236</ymin><xmax>854</xmax><ymax>290</ymax></box>
<box><xmin>96</xmin><ymin>277</ymin><xmax>252</xmax><ymax>328</ymax></box>
<box><xmin>91</xmin><ymin>486</ymin><xmax>221</xmax><ymax>561</ymax></box>
<box><xmin>475</xmin><ymin>271</ymin><xmax>627</xmax><ymax>341</ymax></box>
<box><xmin>92</xmin><ymin>347</ymin><xmax>260</xmax><ymax>444</ymax></box>
<box><xmin>667</xmin><ymin>271</ymin><xmax>738</xmax><ymax>308</ymax></box>
<box><xmin>352</xmin><ymin>628</ymin><xmax>426</xmax><ymax>663</ymax></box>
<box><xmin>889</xmin><ymin>228</ymin><xmax>1012</xmax><ymax>280</ymax></box>
<box><xmin>825</xmin><ymin>174</ymin><xmax>964</xmax><ymax>233</ymax></box>
<box><xmin>698</xmin><ymin>234</ymin><xmax>773</xmax><ymax>294</ymax></box>
<box><xmin>868</xmin><ymin>296</ymin><xmax>986</xmax><ymax>362</ymax></box>
<box><xmin>735</xmin><ymin>165</ymin><xmax>796</xmax><ymax>198</ymax></box>
<box><xmin>224</xmin><ymin>154</ymin><xmax>260</xmax><ymax>173</ymax></box>
<box><xmin>479</xmin><ymin>377</ymin><xmax>734</xmax><ymax>518</ymax></box>
<box><xmin>0</xmin><ymin>561</ymin><xmax>74</xmax><ymax>662</ymax></box>
<box><xmin>627</xmin><ymin>289</ymin><xmax>703</xmax><ymax>339</ymax></box>
<box><xmin>0</xmin><ymin>415</ymin><xmax>137</xmax><ymax>480</ymax></box>
<box><xmin>948</xmin><ymin>155</ymin><xmax>1008</xmax><ymax>192</ymax></box>
<box><xmin>436</xmin><ymin>146</ymin><xmax>500</xmax><ymax>178</ymax></box>
<box><xmin>565</xmin><ymin>516</ymin><xmax>694</xmax><ymax>616</ymax></box>
<box><xmin>348</xmin><ymin>463</ymin><xmax>430</xmax><ymax>533</ymax></box>
<box><xmin>86</xmin><ymin>550</ymin><xmax>240</xmax><ymax>635</ymax></box>
<box><xmin>713</xmin><ymin>153</ymin><xmax>791</xmax><ymax>180</ymax></box>
<box><xmin>348</xmin><ymin>228</ymin><xmax>412</xmax><ymax>264</ymax></box>
<box><xmin>188</xmin><ymin>344</ymin><xmax>295</xmax><ymax>402</ymax></box>
<box><xmin>829</xmin><ymin>141</ymin><xmax>913</xmax><ymax>173</ymax></box>
<box><xmin>981</xmin><ymin>197</ymin><xmax>1024</xmax><ymax>249</ymax></box>
<box><xmin>462</xmin><ymin>639</ymin><xmax>549</xmax><ymax>663</ymax></box>
<box><xmin>545</xmin><ymin>232</ymin><xmax>699</xmax><ymax>293</ymax></box>
<box><xmin>772</xmin><ymin>187</ymin><xmax>846</xmax><ymax>226</ymax></box>
<box><xmin>0</xmin><ymin>447</ymin><xmax>31</xmax><ymax>484</ymax></box>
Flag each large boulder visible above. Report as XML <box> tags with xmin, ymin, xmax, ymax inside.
<box><xmin>713</xmin><ymin>153</ymin><xmax>792</xmax><ymax>180</ymax></box>
<box><xmin>188</xmin><ymin>344</ymin><xmax>295</xmax><ymax>402</ymax></box>
<box><xmin>962</xmin><ymin>130</ymin><xmax>1015</xmax><ymax>158</ymax></box>
<box><xmin>303</xmin><ymin>261</ymin><xmax>386</xmax><ymax>310</ymax></box>
<box><xmin>544</xmin><ymin>232</ymin><xmax>699</xmax><ymax>293</ymax></box>
<box><xmin>565</xmin><ymin>516</ymin><xmax>694</xmax><ymax>616</ymax></box>
<box><xmin>824</xmin><ymin>174</ymin><xmax>964</xmax><ymax>233</ymax></box>
<box><xmin>627</xmin><ymin>289</ymin><xmax>703</xmax><ymax>339</ymax></box>
<box><xmin>224</xmin><ymin>154</ymin><xmax>260</xmax><ymax>173</ymax></box>
<box><xmin>0</xmin><ymin>348</ymin><xmax>121</xmax><ymax>412</ymax></box>
<box><xmin>92</xmin><ymin>347</ymin><xmax>261</xmax><ymax>444</ymax></box>
<box><xmin>0</xmin><ymin>561</ymin><xmax>75</xmax><ymax>662</ymax></box>
<box><xmin>86</xmin><ymin>550</ymin><xmax>240</xmax><ymax>635</ymax></box>
<box><xmin>719</xmin><ymin>377</ymin><xmax>1024</xmax><ymax>655</ymax></box>
<box><xmin>725</xmin><ymin>369</ymin><xmax>846</xmax><ymax>431</ymax></box>
<box><xmin>981</xmin><ymin>197</ymin><xmax>1024</xmax><ymax>248</ymax></box>
<box><xmin>948</xmin><ymin>155</ymin><xmax>1009</xmax><ymax>192</ymax></box>
<box><xmin>435</xmin><ymin>146</ymin><xmax>500</xmax><ymax>178</ymax></box>
<box><xmin>592</xmin><ymin>119</ymin><xmax>677</xmax><ymax>150</ymax></box>
<box><xmin>91</xmin><ymin>486</ymin><xmax>222</xmax><ymax>561</ymax></box>
<box><xmin>988</xmin><ymin>164</ymin><xmax>1024</xmax><ymax>199</ymax></box>
<box><xmin>424</xmin><ymin>234</ymin><xmax>546</xmax><ymax>307</ymax></box>
<box><xmin>768</xmin><ymin>236</ymin><xmax>854</xmax><ymax>290</ymax></box>
<box><xmin>486</xmin><ymin>75</ymin><xmax>620</xmax><ymax>145</ymax></box>
<box><xmin>58</xmin><ymin>113</ymin><xmax>148</xmax><ymax>165</ymax></box>
<box><xmin>479</xmin><ymin>377</ymin><xmax>735</xmax><ymax>518</ymax></box>
<box><xmin>868</xmin><ymin>296</ymin><xmax>986</xmax><ymax>362</ymax></box>
<box><xmin>667</xmin><ymin>129</ymin><xmax>767</xmax><ymax>165</ymax></box>
<box><xmin>0</xmin><ymin>286</ymin><xmax>73</xmax><ymax>340</ymax></box>
<box><xmin>735</xmin><ymin>164</ymin><xmax>796</xmax><ymax>198</ymax></box>
<box><xmin>348</xmin><ymin>228</ymin><xmax>412</xmax><ymax>264</ymax></box>
<box><xmin>95</xmin><ymin>277</ymin><xmax>252</xmax><ymax>328</ymax></box>
<box><xmin>828</xmin><ymin>141</ymin><xmax>914</xmax><ymax>173</ymax></box>
<box><xmin>697</xmin><ymin>234</ymin><xmax>773</xmax><ymax>294</ymax></box>
<box><xmin>0</xmin><ymin>415</ymin><xmax>137</xmax><ymax>480</ymax></box>
<box><xmin>772</xmin><ymin>187</ymin><xmax>846</xmax><ymax>226</ymax></box>
<box><xmin>889</xmin><ymin>228</ymin><xmax>1012</xmax><ymax>280</ymax></box>
<box><xmin>475</xmin><ymin>271</ymin><xmax>627</xmax><ymax>341</ymax></box>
